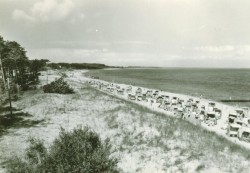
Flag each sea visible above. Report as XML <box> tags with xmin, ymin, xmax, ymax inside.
<box><xmin>86</xmin><ymin>68</ymin><xmax>250</xmax><ymax>107</ymax></box>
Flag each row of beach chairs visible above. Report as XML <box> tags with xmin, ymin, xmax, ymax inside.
<box><xmin>88</xmin><ymin>81</ymin><xmax>250</xmax><ymax>143</ymax></box>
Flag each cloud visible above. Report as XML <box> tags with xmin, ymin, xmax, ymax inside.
<box><xmin>194</xmin><ymin>45</ymin><xmax>250</xmax><ymax>58</ymax></box>
<box><xmin>12</xmin><ymin>0</ymin><xmax>75</xmax><ymax>22</ymax></box>
<box><xmin>194</xmin><ymin>46</ymin><xmax>235</xmax><ymax>52</ymax></box>
<box><xmin>12</xmin><ymin>9</ymin><xmax>35</xmax><ymax>22</ymax></box>
<box><xmin>4</xmin><ymin>0</ymin><xmax>250</xmax><ymax>67</ymax></box>
<box><xmin>70</xmin><ymin>13</ymin><xmax>86</xmax><ymax>23</ymax></box>
<box><xmin>239</xmin><ymin>45</ymin><xmax>250</xmax><ymax>52</ymax></box>
<box><xmin>197</xmin><ymin>25</ymin><xmax>206</xmax><ymax>31</ymax></box>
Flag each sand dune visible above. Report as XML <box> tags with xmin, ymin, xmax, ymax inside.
<box><xmin>85</xmin><ymin>70</ymin><xmax>250</xmax><ymax>150</ymax></box>
<box><xmin>1</xmin><ymin>70</ymin><xmax>250</xmax><ymax>173</ymax></box>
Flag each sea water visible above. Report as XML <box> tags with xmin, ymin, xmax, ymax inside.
<box><xmin>86</xmin><ymin>68</ymin><xmax>250</xmax><ymax>107</ymax></box>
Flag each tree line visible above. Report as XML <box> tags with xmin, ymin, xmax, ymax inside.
<box><xmin>0</xmin><ymin>35</ymin><xmax>117</xmax><ymax>94</ymax></box>
<box><xmin>0</xmin><ymin>35</ymin><xmax>48</xmax><ymax>93</ymax></box>
<box><xmin>48</xmin><ymin>62</ymin><xmax>109</xmax><ymax>69</ymax></box>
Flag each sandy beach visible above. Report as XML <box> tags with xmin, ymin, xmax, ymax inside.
<box><xmin>1</xmin><ymin>70</ymin><xmax>250</xmax><ymax>173</ymax></box>
<box><xmin>85</xmin><ymin>70</ymin><xmax>250</xmax><ymax>150</ymax></box>
<box><xmin>1</xmin><ymin>0</ymin><xmax>250</xmax><ymax>172</ymax></box>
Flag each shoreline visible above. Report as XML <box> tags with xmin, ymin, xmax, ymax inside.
<box><xmin>1</xmin><ymin>70</ymin><xmax>250</xmax><ymax>173</ymax></box>
<box><xmin>82</xmin><ymin>71</ymin><xmax>250</xmax><ymax>150</ymax></box>
<box><xmin>86</xmin><ymin>68</ymin><xmax>250</xmax><ymax>107</ymax></box>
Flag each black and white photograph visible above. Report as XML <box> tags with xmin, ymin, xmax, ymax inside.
<box><xmin>0</xmin><ymin>0</ymin><xmax>250</xmax><ymax>172</ymax></box>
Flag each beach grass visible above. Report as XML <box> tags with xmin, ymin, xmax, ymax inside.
<box><xmin>1</xmin><ymin>72</ymin><xmax>250</xmax><ymax>172</ymax></box>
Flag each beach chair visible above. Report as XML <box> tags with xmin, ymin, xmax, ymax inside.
<box><xmin>126</xmin><ymin>86</ymin><xmax>132</xmax><ymax>93</ymax></box>
<box><xmin>208</xmin><ymin>102</ymin><xmax>216</xmax><ymax>112</ymax></box>
<box><xmin>137</xmin><ymin>95</ymin><xmax>142</xmax><ymax>101</ymax></box>
<box><xmin>117</xmin><ymin>88</ymin><xmax>125</xmax><ymax>95</ymax></box>
<box><xmin>128</xmin><ymin>94</ymin><xmax>131</xmax><ymax>99</ymax></box>
<box><xmin>235</xmin><ymin>119</ymin><xmax>243</xmax><ymax>126</ymax></box>
<box><xmin>178</xmin><ymin>99</ymin><xmax>184</xmax><ymax>106</ymax></box>
<box><xmin>164</xmin><ymin>102</ymin><xmax>171</xmax><ymax>111</ymax></box>
<box><xmin>177</xmin><ymin>102</ymin><xmax>182</xmax><ymax>108</ymax></box>
<box><xmin>191</xmin><ymin>103</ymin><xmax>198</xmax><ymax>110</ymax></box>
<box><xmin>173</xmin><ymin>106</ymin><xmax>178</xmax><ymax>114</ymax></box>
<box><xmin>190</xmin><ymin>111</ymin><xmax>196</xmax><ymax>118</ymax></box>
<box><xmin>173</xmin><ymin>96</ymin><xmax>178</xmax><ymax>100</ymax></box>
<box><xmin>214</xmin><ymin>108</ymin><xmax>222</xmax><ymax>119</ymax></box>
<box><xmin>241</xmin><ymin>107</ymin><xmax>250</xmax><ymax>118</ymax></box>
<box><xmin>238</xmin><ymin>126</ymin><xmax>250</xmax><ymax>142</ymax></box>
<box><xmin>129</xmin><ymin>94</ymin><xmax>136</xmax><ymax>101</ymax></box>
<box><xmin>194</xmin><ymin>112</ymin><xmax>200</xmax><ymax>119</ymax></box>
<box><xmin>176</xmin><ymin>108</ymin><xmax>184</xmax><ymax>118</ymax></box>
<box><xmin>228</xmin><ymin>112</ymin><xmax>238</xmax><ymax>124</ymax></box>
<box><xmin>153</xmin><ymin>93</ymin><xmax>158</xmax><ymax>99</ymax></box>
<box><xmin>208</xmin><ymin>102</ymin><xmax>216</xmax><ymax>107</ymax></box>
<box><xmin>146</xmin><ymin>90</ymin><xmax>152</xmax><ymax>94</ymax></box>
<box><xmin>236</xmin><ymin>109</ymin><xmax>244</xmax><ymax>115</ymax></box>
<box><xmin>164</xmin><ymin>96</ymin><xmax>170</xmax><ymax>102</ymax></box>
<box><xmin>179</xmin><ymin>99</ymin><xmax>184</xmax><ymax>103</ymax></box>
<box><xmin>136</xmin><ymin>88</ymin><xmax>142</xmax><ymax>95</ymax></box>
<box><xmin>201</xmin><ymin>105</ymin><xmax>205</xmax><ymax>110</ymax></box>
<box><xmin>109</xmin><ymin>87</ymin><xmax>115</xmax><ymax>93</ymax></box>
<box><xmin>199</xmin><ymin>112</ymin><xmax>205</xmax><ymax>122</ymax></box>
<box><xmin>206</xmin><ymin>112</ymin><xmax>217</xmax><ymax>126</ymax></box>
<box><xmin>142</xmin><ymin>94</ymin><xmax>148</xmax><ymax>102</ymax></box>
<box><xmin>156</xmin><ymin>96</ymin><xmax>164</xmax><ymax>103</ymax></box>
<box><xmin>185</xmin><ymin>105</ymin><xmax>192</xmax><ymax>112</ymax></box>
<box><xmin>235</xmin><ymin>109</ymin><xmax>245</xmax><ymax>119</ymax></box>
<box><xmin>171</xmin><ymin>99</ymin><xmax>178</xmax><ymax>106</ymax></box>
<box><xmin>158</xmin><ymin>102</ymin><xmax>165</xmax><ymax>109</ymax></box>
<box><xmin>227</xmin><ymin>123</ymin><xmax>241</xmax><ymax>137</ymax></box>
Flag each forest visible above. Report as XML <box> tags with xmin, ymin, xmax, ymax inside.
<box><xmin>0</xmin><ymin>35</ymin><xmax>112</xmax><ymax>96</ymax></box>
<box><xmin>0</xmin><ymin>35</ymin><xmax>48</xmax><ymax>96</ymax></box>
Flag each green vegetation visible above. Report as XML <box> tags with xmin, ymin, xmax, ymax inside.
<box><xmin>6</xmin><ymin>127</ymin><xmax>119</xmax><ymax>173</ymax></box>
<box><xmin>43</xmin><ymin>77</ymin><xmax>74</xmax><ymax>94</ymax></box>
<box><xmin>0</xmin><ymin>35</ymin><xmax>48</xmax><ymax>92</ymax></box>
<box><xmin>2</xmin><ymin>81</ymin><xmax>250</xmax><ymax>172</ymax></box>
<box><xmin>29</xmin><ymin>59</ymin><xmax>49</xmax><ymax>83</ymax></box>
<box><xmin>88</xmin><ymin>86</ymin><xmax>250</xmax><ymax>172</ymax></box>
<box><xmin>48</xmin><ymin>62</ymin><xmax>109</xmax><ymax>70</ymax></box>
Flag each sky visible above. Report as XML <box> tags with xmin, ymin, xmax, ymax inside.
<box><xmin>0</xmin><ymin>0</ymin><xmax>250</xmax><ymax>68</ymax></box>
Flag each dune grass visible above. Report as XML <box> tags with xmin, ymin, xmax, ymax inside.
<box><xmin>88</xmin><ymin>86</ymin><xmax>250</xmax><ymax>172</ymax></box>
<box><xmin>1</xmin><ymin>80</ymin><xmax>250</xmax><ymax>172</ymax></box>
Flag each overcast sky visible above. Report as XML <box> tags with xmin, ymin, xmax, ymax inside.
<box><xmin>0</xmin><ymin>0</ymin><xmax>250</xmax><ymax>67</ymax></box>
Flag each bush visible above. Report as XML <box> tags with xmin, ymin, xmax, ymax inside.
<box><xmin>43</xmin><ymin>77</ymin><xmax>74</xmax><ymax>94</ymax></box>
<box><xmin>58</xmin><ymin>71</ymin><xmax>68</xmax><ymax>78</ymax></box>
<box><xmin>6</xmin><ymin>127</ymin><xmax>119</xmax><ymax>173</ymax></box>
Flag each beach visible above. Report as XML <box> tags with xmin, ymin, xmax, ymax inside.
<box><xmin>1</xmin><ymin>70</ymin><xmax>250</xmax><ymax>173</ymax></box>
<box><xmin>87</xmin><ymin>68</ymin><xmax>250</xmax><ymax>107</ymax></box>
<box><xmin>85</xmin><ymin>70</ymin><xmax>250</xmax><ymax>150</ymax></box>
<box><xmin>1</xmin><ymin>0</ymin><xmax>250</xmax><ymax>172</ymax></box>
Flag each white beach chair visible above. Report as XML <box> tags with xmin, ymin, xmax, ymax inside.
<box><xmin>227</xmin><ymin>123</ymin><xmax>241</xmax><ymax>137</ymax></box>
<box><xmin>238</xmin><ymin>126</ymin><xmax>250</xmax><ymax>142</ymax></box>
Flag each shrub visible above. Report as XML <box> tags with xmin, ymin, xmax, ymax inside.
<box><xmin>43</xmin><ymin>77</ymin><xmax>74</xmax><ymax>94</ymax></box>
<box><xmin>60</xmin><ymin>72</ymin><xmax>68</xmax><ymax>78</ymax></box>
<box><xmin>6</xmin><ymin>127</ymin><xmax>119</xmax><ymax>173</ymax></box>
